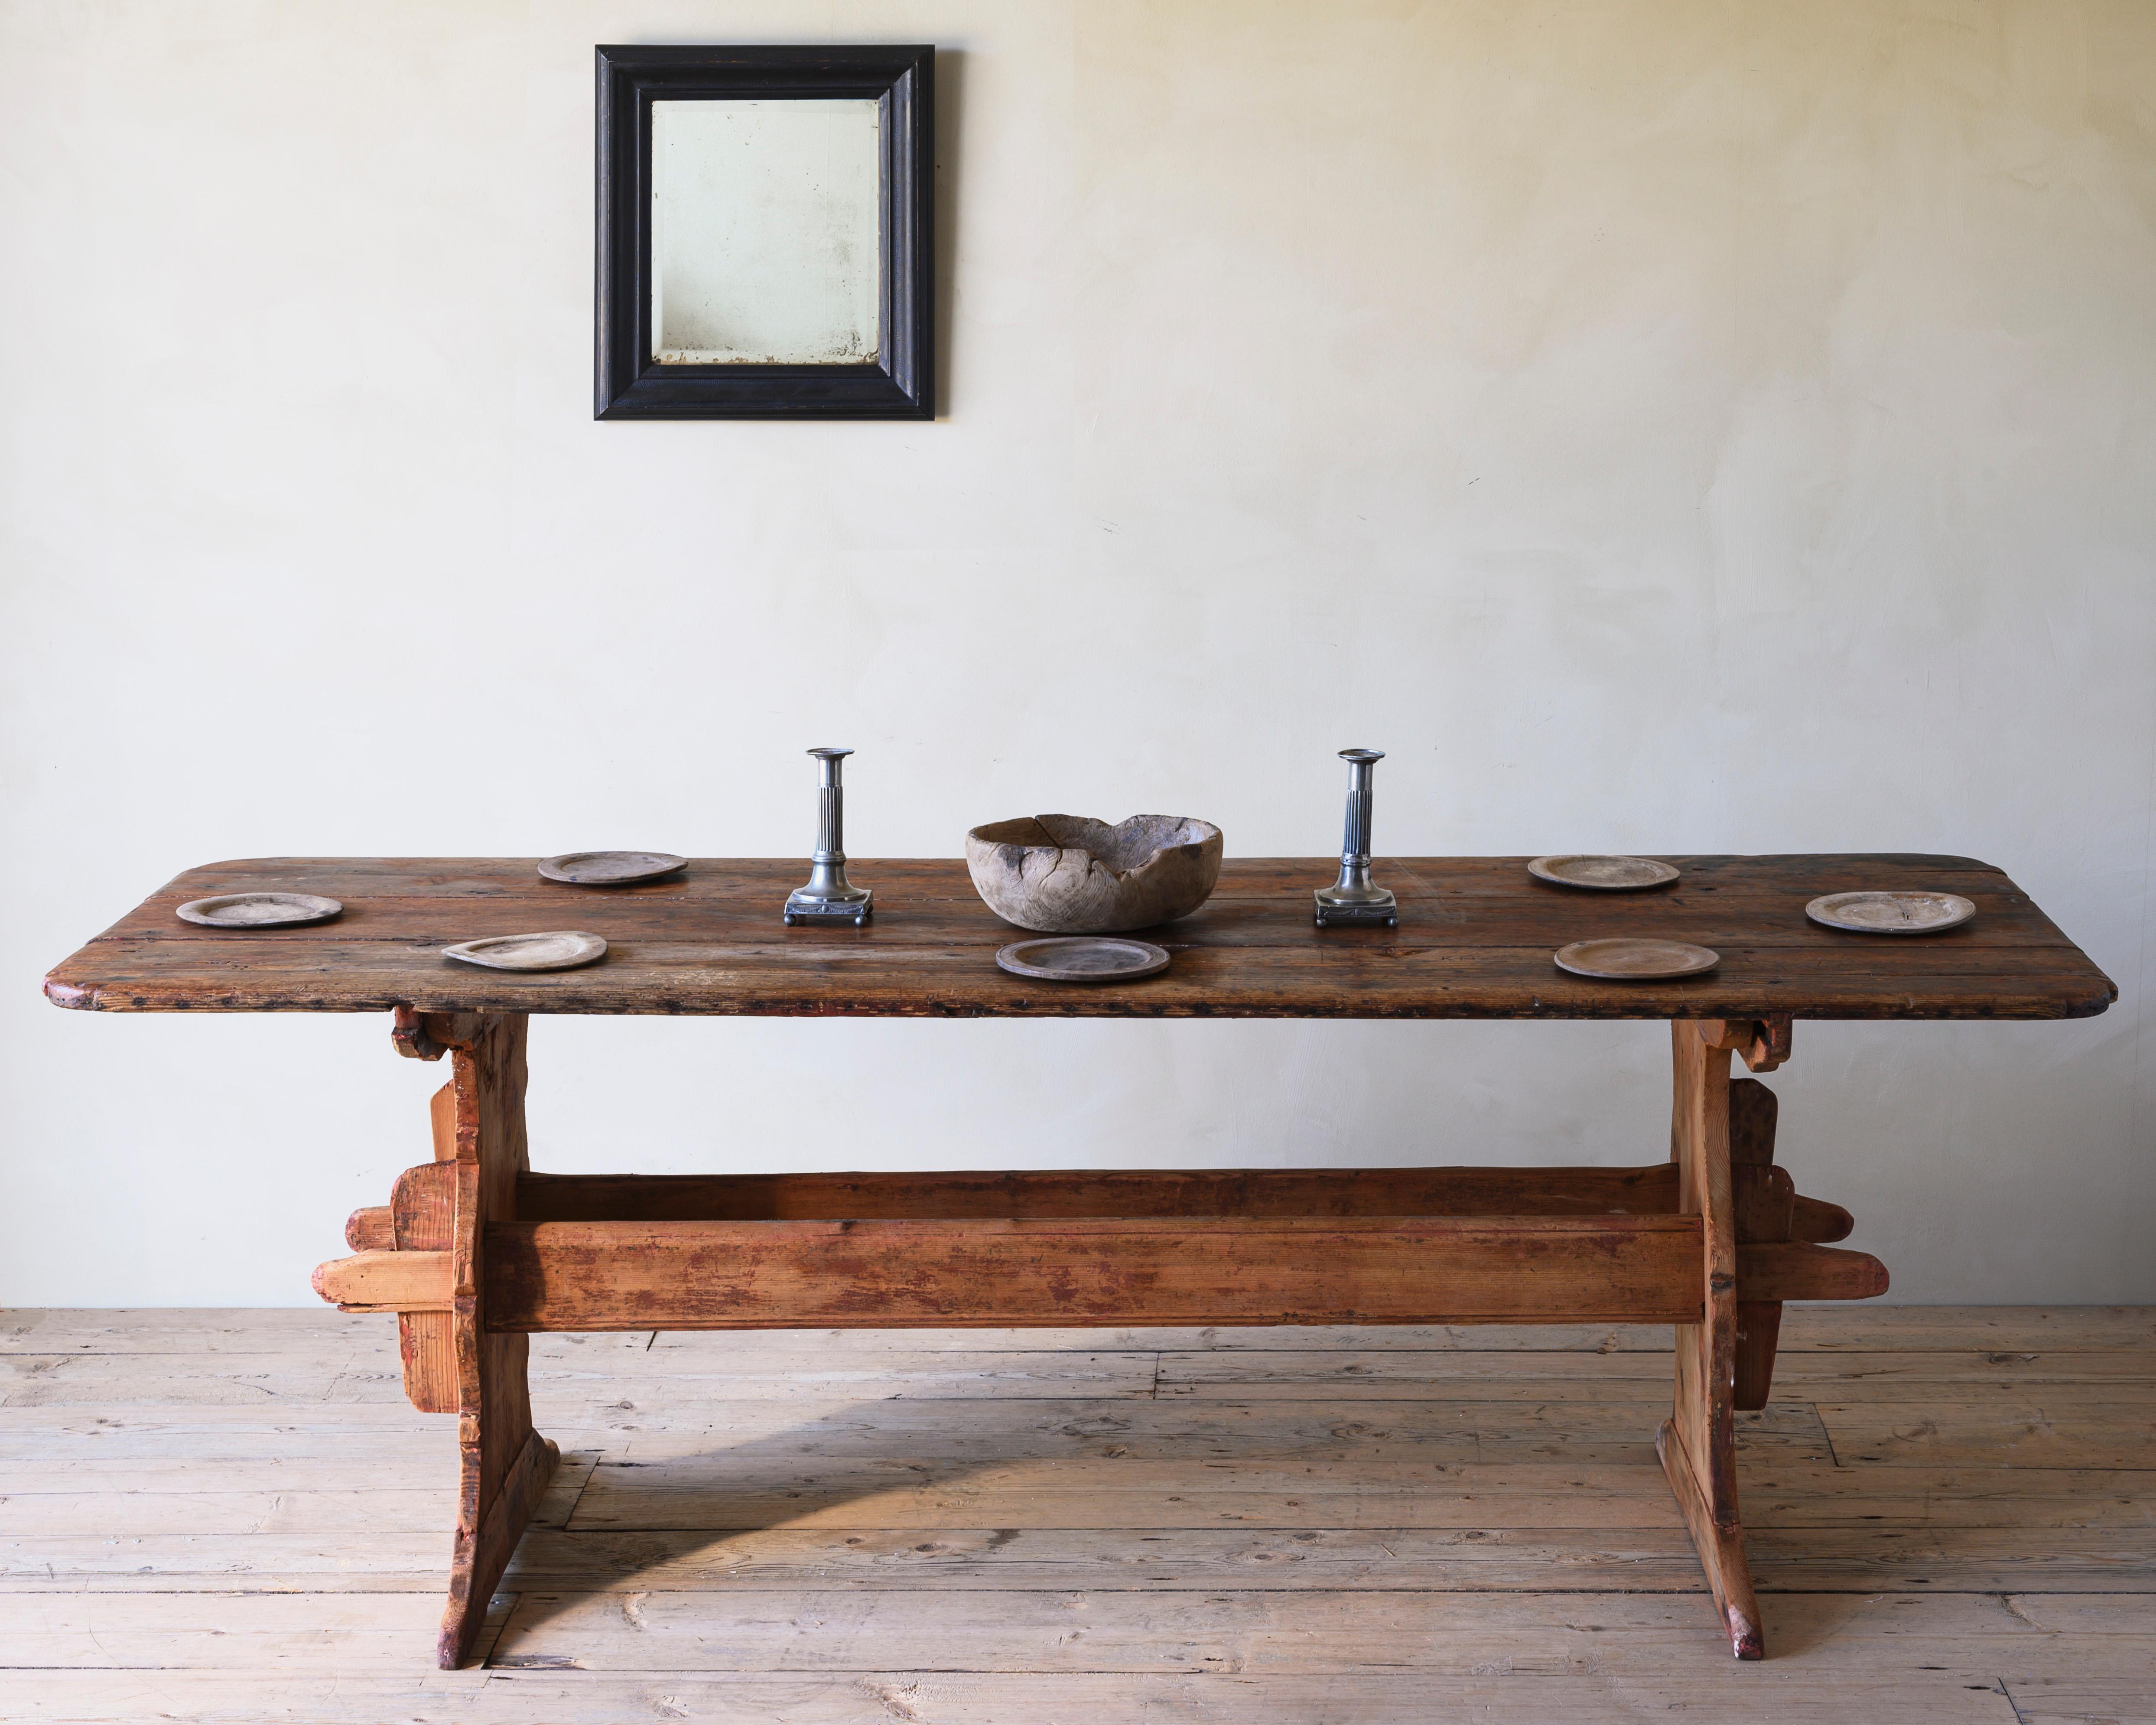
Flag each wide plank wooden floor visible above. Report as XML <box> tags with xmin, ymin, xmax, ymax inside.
<box><xmin>2</xmin><ymin>1306</ymin><xmax>2152</xmax><ymax>1722</ymax></box>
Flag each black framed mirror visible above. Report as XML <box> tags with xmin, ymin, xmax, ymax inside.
<box><xmin>595</xmin><ymin>45</ymin><xmax>933</xmax><ymax>420</ymax></box>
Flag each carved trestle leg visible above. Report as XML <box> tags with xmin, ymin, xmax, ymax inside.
<box><xmin>1729</xmin><ymin>1077</ymin><xmax>1791</xmax><ymax>1410</ymax></box>
<box><xmin>351</xmin><ymin>1009</ymin><xmax>557</xmax><ymax>1669</ymax></box>
<box><xmin>1659</xmin><ymin>1016</ymin><xmax>1790</xmax><ymax>1662</ymax></box>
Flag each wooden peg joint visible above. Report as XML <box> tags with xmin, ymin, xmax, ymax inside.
<box><xmin>391</xmin><ymin>1006</ymin><xmax>490</xmax><ymax>1062</ymax></box>
<box><xmin>1698</xmin><ymin>1015</ymin><xmax>1792</xmax><ymax>1073</ymax></box>
<box><xmin>392</xmin><ymin>1006</ymin><xmax>448</xmax><ymax>1061</ymax></box>
<box><xmin>344</xmin><ymin>1205</ymin><xmax>395</xmax><ymax>1251</ymax></box>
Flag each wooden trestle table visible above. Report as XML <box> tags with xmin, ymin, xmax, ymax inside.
<box><xmin>44</xmin><ymin>854</ymin><xmax>2115</xmax><ymax>1666</ymax></box>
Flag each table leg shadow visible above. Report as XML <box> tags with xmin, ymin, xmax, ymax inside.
<box><xmin>309</xmin><ymin>1009</ymin><xmax>1880</xmax><ymax>1666</ymax></box>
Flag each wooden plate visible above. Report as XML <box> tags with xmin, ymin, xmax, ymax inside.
<box><xmin>442</xmin><ymin>931</ymin><xmax>608</xmax><ymax>971</ymax></box>
<box><xmin>1806</xmin><ymin>891</ymin><xmax>1975</xmax><ymax>934</ymax></box>
<box><xmin>176</xmin><ymin>892</ymin><xmax>342</xmax><ymax>928</ymax></box>
<box><xmin>996</xmin><ymin>937</ymin><xmax>1171</xmax><ymax>983</ymax></box>
<box><xmin>1554</xmin><ymin>938</ymin><xmax>1719</xmax><ymax>980</ymax></box>
<box><xmin>1527</xmin><ymin>856</ymin><xmax>1680</xmax><ymax>891</ymax></box>
<box><xmin>538</xmin><ymin>851</ymin><xmax>687</xmax><ymax>885</ymax></box>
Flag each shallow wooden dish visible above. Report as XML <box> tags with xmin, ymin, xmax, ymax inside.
<box><xmin>1554</xmin><ymin>938</ymin><xmax>1720</xmax><ymax>980</ymax></box>
<box><xmin>1806</xmin><ymin>891</ymin><xmax>1975</xmax><ymax>934</ymax></box>
<box><xmin>995</xmin><ymin>937</ymin><xmax>1171</xmax><ymax>982</ymax></box>
<box><xmin>965</xmin><ymin>814</ymin><xmax>1223</xmax><ymax>934</ymax></box>
<box><xmin>442</xmin><ymin>931</ymin><xmax>608</xmax><ymax>972</ymax></box>
<box><xmin>176</xmin><ymin>892</ymin><xmax>343</xmax><ymax>928</ymax></box>
<box><xmin>538</xmin><ymin>852</ymin><xmax>686</xmax><ymax>886</ymax></box>
<box><xmin>1528</xmin><ymin>855</ymin><xmax>1680</xmax><ymax>891</ymax></box>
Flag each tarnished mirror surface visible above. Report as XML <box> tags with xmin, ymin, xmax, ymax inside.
<box><xmin>650</xmin><ymin>98</ymin><xmax>881</xmax><ymax>365</ymax></box>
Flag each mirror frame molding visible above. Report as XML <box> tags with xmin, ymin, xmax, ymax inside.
<box><xmin>595</xmin><ymin>44</ymin><xmax>934</xmax><ymax>420</ymax></box>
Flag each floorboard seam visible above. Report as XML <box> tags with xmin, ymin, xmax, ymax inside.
<box><xmin>477</xmin><ymin>1591</ymin><xmax>526</xmax><ymax>1669</ymax></box>
<box><xmin>1813</xmin><ymin>1402</ymin><xmax>1844</xmax><ymax>1469</ymax></box>
<box><xmin>555</xmin><ymin>1451</ymin><xmax>602</xmax><ymax>1529</ymax></box>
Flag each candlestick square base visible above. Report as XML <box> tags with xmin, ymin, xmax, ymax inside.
<box><xmin>1314</xmin><ymin>889</ymin><xmax>1397</xmax><ymax>929</ymax></box>
<box><xmin>784</xmin><ymin>891</ymin><xmax>872</xmax><ymax>928</ymax></box>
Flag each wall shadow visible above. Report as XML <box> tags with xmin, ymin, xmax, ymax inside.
<box><xmin>932</xmin><ymin>48</ymin><xmax>963</xmax><ymax>419</ymax></box>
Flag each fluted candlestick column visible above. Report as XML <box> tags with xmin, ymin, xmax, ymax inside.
<box><xmin>784</xmin><ymin>748</ymin><xmax>873</xmax><ymax>926</ymax></box>
<box><xmin>1314</xmin><ymin>748</ymin><xmax>1398</xmax><ymax>928</ymax></box>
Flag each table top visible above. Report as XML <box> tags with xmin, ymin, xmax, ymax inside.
<box><xmin>42</xmin><ymin>854</ymin><xmax>2114</xmax><ymax>1022</ymax></box>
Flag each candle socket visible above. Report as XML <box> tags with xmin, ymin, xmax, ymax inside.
<box><xmin>1314</xmin><ymin>748</ymin><xmax>1398</xmax><ymax>928</ymax></box>
<box><xmin>784</xmin><ymin>748</ymin><xmax>873</xmax><ymax>927</ymax></box>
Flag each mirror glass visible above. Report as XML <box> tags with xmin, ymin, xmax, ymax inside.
<box><xmin>650</xmin><ymin>98</ymin><xmax>882</xmax><ymax>365</ymax></box>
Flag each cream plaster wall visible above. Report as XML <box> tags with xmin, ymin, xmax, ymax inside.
<box><xmin>2</xmin><ymin>0</ymin><xmax>2150</xmax><ymax>1305</ymax></box>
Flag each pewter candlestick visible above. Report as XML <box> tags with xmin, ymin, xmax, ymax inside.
<box><xmin>1313</xmin><ymin>748</ymin><xmax>1398</xmax><ymax>928</ymax></box>
<box><xmin>784</xmin><ymin>748</ymin><xmax>872</xmax><ymax>927</ymax></box>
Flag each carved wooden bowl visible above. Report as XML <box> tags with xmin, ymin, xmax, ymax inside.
<box><xmin>964</xmin><ymin>814</ymin><xmax>1224</xmax><ymax>934</ymax></box>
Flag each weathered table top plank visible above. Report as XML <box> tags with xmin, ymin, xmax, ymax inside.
<box><xmin>42</xmin><ymin>856</ymin><xmax>2114</xmax><ymax>1020</ymax></box>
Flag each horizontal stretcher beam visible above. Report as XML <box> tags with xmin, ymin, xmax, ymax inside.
<box><xmin>452</xmin><ymin>1216</ymin><xmax>1881</xmax><ymax>1331</ymax></box>
<box><xmin>512</xmin><ymin>1164</ymin><xmax>1852</xmax><ymax>1234</ymax></box>
<box><xmin>344</xmin><ymin>1165</ymin><xmax>1854</xmax><ymax>1250</ymax></box>
<box><xmin>316</xmin><ymin>1221</ymin><xmax>1887</xmax><ymax>1323</ymax></box>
